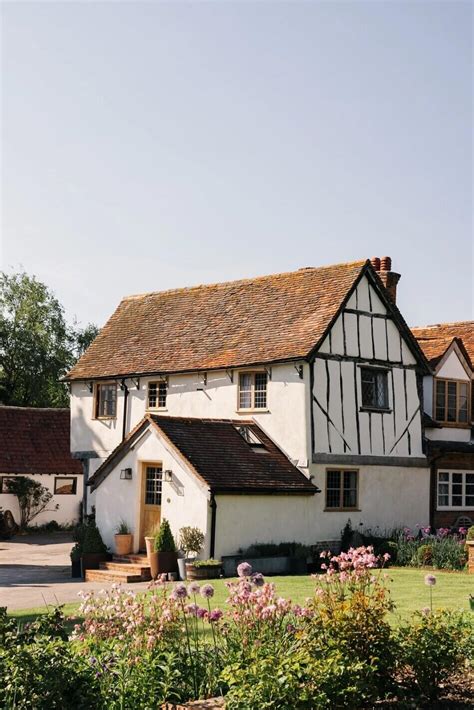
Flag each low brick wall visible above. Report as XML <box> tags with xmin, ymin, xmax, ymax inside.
<box><xmin>467</xmin><ymin>542</ymin><xmax>474</xmax><ymax>574</ymax></box>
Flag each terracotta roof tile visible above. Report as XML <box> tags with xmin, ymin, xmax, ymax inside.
<box><xmin>411</xmin><ymin>321</ymin><xmax>474</xmax><ymax>368</ymax></box>
<box><xmin>66</xmin><ymin>261</ymin><xmax>367</xmax><ymax>380</ymax></box>
<box><xmin>0</xmin><ymin>407</ymin><xmax>82</xmax><ymax>475</ymax></box>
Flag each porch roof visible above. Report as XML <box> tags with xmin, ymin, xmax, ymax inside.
<box><xmin>88</xmin><ymin>414</ymin><xmax>318</xmax><ymax>495</ymax></box>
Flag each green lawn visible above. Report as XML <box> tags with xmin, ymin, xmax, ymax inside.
<box><xmin>8</xmin><ymin>568</ymin><xmax>473</xmax><ymax>627</ymax></box>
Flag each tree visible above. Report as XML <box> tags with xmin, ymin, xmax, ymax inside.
<box><xmin>5</xmin><ymin>476</ymin><xmax>58</xmax><ymax>529</ymax></box>
<box><xmin>0</xmin><ymin>271</ymin><xmax>99</xmax><ymax>407</ymax></box>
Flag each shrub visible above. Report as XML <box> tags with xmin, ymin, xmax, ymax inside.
<box><xmin>154</xmin><ymin>519</ymin><xmax>176</xmax><ymax>553</ymax></box>
<box><xmin>5</xmin><ymin>476</ymin><xmax>58</xmax><ymax>529</ymax></box>
<box><xmin>178</xmin><ymin>526</ymin><xmax>205</xmax><ymax>556</ymax></box>
<box><xmin>242</xmin><ymin>541</ymin><xmax>311</xmax><ymax>559</ymax></box>
<box><xmin>82</xmin><ymin>521</ymin><xmax>108</xmax><ymax>554</ymax></box>
<box><xmin>193</xmin><ymin>558</ymin><xmax>222</xmax><ymax>568</ymax></box>
<box><xmin>115</xmin><ymin>519</ymin><xmax>132</xmax><ymax>535</ymax></box>
<box><xmin>466</xmin><ymin>525</ymin><xmax>474</xmax><ymax>541</ymax></box>
<box><xmin>397</xmin><ymin>609</ymin><xmax>474</xmax><ymax>701</ymax></box>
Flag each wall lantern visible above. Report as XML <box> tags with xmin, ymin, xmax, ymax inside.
<box><xmin>120</xmin><ymin>468</ymin><xmax>132</xmax><ymax>480</ymax></box>
<box><xmin>164</xmin><ymin>470</ymin><xmax>173</xmax><ymax>482</ymax></box>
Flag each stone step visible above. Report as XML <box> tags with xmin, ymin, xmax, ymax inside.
<box><xmin>101</xmin><ymin>561</ymin><xmax>151</xmax><ymax>580</ymax></box>
<box><xmin>113</xmin><ymin>553</ymin><xmax>149</xmax><ymax>564</ymax></box>
<box><xmin>84</xmin><ymin>568</ymin><xmax>144</xmax><ymax>583</ymax></box>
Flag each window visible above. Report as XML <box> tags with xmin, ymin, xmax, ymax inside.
<box><xmin>435</xmin><ymin>379</ymin><xmax>470</xmax><ymax>424</ymax></box>
<box><xmin>325</xmin><ymin>470</ymin><xmax>358</xmax><ymax>510</ymax></box>
<box><xmin>234</xmin><ymin>424</ymin><xmax>267</xmax><ymax>450</ymax></box>
<box><xmin>0</xmin><ymin>476</ymin><xmax>16</xmax><ymax>494</ymax></box>
<box><xmin>360</xmin><ymin>368</ymin><xmax>389</xmax><ymax>410</ymax></box>
<box><xmin>148</xmin><ymin>381</ymin><xmax>167</xmax><ymax>409</ymax></box>
<box><xmin>54</xmin><ymin>477</ymin><xmax>77</xmax><ymax>495</ymax></box>
<box><xmin>145</xmin><ymin>466</ymin><xmax>162</xmax><ymax>506</ymax></box>
<box><xmin>437</xmin><ymin>471</ymin><xmax>474</xmax><ymax>509</ymax></box>
<box><xmin>95</xmin><ymin>383</ymin><xmax>117</xmax><ymax>418</ymax></box>
<box><xmin>238</xmin><ymin>372</ymin><xmax>268</xmax><ymax>410</ymax></box>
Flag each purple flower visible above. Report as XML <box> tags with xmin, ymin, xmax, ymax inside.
<box><xmin>237</xmin><ymin>562</ymin><xmax>253</xmax><ymax>578</ymax></box>
<box><xmin>197</xmin><ymin>607</ymin><xmax>207</xmax><ymax>619</ymax></box>
<box><xmin>171</xmin><ymin>582</ymin><xmax>189</xmax><ymax>600</ymax></box>
<box><xmin>424</xmin><ymin>574</ymin><xmax>436</xmax><ymax>587</ymax></box>
<box><xmin>185</xmin><ymin>603</ymin><xmax>199</xmax><ymax>617</ymax></box>
<box><xmin>200</xmin><ymin>583</ymin><xmax>215</xmax><ymax>599</ymax></box>
<box><xmin>252</xmin><ymin>572</ymin><xmax>265</xmax><ymax>587</ymax></box>
<box><xmin>188</xmin><ymin>582</ymin><xmax>201</xmax><ymax>595</ymax></box>
<box><xmin>421</xmin><ymin>606</ymin><xmax>431</xmax><ymax>616</ymax></box>
<box><xmin>209</xmin><ymin>608</ymin><xmax>223</xmax><ymax>622</ymax></box>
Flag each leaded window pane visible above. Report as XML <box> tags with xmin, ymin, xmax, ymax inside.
<box><xmin>148</xmin><ymin>383</ymin><xmax>157</xmax><ymax>408</ymax></box>
<box><xmin>145</xmin><ymin>467</ymin><xmax>162</xmax><ymax>506</ymax></box>
<box><xmin>447</xmin><ymin>381</ymin><xmax>457</xmax><ymax>422</ymax></box>
<box><xmin>458</xmin><ymin>383</ymin><xmax>468</xmax><ymax>422</ymax></box>
<box><xmin>361</xmin><ymin>368</ymin><xmax>388</xmax><ymax>409</ymax></box>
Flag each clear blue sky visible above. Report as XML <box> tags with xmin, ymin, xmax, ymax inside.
<box><xmin>1</xmin><ymin>1</ymin><xmax>472</xmax><ymax>329</ymax></box>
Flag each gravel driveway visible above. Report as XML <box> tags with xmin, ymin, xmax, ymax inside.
<box><xmin>0</xmin><ymin>533</ymin><xmax>149</xmax><ymax>612</ymax></box>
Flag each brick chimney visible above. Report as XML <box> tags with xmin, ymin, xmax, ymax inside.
<box><xmin>370</xmin><ymin>256</ymin><xmax>401</xmax><ymax>304</ymax></box>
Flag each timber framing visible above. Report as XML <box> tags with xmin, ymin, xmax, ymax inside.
<box><xmin>313</xmin><ymin>452</ymin><xmax>428</xmax><ymax>467</ymax></box>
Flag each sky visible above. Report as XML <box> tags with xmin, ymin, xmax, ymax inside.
<box><xmin>1</xmin><ymin>0</ymin><xmax>472</xmax><ymax>330</ymax></box>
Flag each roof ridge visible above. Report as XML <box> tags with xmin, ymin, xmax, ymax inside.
<box><xmin>0</xmin><ymin>405</ymin><xmax>71</xmax><ymax>412</ymax></box>
<box><xmin>412</xmin><ymin>320</ymin><xmax>474</xmax><ymax>330</ymax></box>
<box><xmin>121</xmin><ymin>259</ymin><xmax>367</xmax><ymax>302</ymax></box>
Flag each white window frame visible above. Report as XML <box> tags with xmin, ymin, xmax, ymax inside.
<box><xmin>237</xmin><ymin>371</ymin><xmax>268</xmax><ymax>411</ymax></box>
<box><xmin>437</xmin><ymin>470</ymin><xmax>474</xmax><ymax>510</ymax></box>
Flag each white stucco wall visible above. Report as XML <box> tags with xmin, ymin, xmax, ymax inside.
<box><xmin>0</xmin><ymin>473</ymin><xmax>83</xmax><ymax>526</ymax></box>
<box><xmin>94</xmin><ymin>427</ymin><xmax>210</xmax><ymax>553</ymax></box>
<box><xmin>437</xmin><ymin>351</ymin><xmax>471</xmax><ymax>381</ymax></box>
<box><xmin>71</xmin><ymin>361</ymin><xmax>310</xmax><ymax>470</ymax></box>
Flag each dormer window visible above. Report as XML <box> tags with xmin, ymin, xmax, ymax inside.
<box><xmin>435</xmin><ymin>379</ymin><xmax>469</xmax><ymax>424</ymax></box>
<box><xmin>234</xmin><ymin>424</ymin><xmax>268</xmax><ymax>453</ymax></box>
<box><xmin>148</xmin><ymin>381</ymin><xmax>168</xmax><ymax>410</ymax></box>
<box><xmin>238</xmin><ymin>372</ymin><xmax>268</xmax><ymax>411</ymax></box>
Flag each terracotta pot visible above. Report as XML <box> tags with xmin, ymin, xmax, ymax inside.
<box><xmin>186</xmin><ymin>563</ymin><xmax>222</xmax><ymax>581</ymax></box>
<box><xmin>115</xmin><ymin>534</ymin><xmax>133</xmax><ymax>556</ymax></box>
<box><xmin>145</xmin><ymin>536</ymin><xmax>154</xmax><ymax>561</ymax></box>
<box><xmin>149</xmin><ymin>550</ymin><xmax>178</xmax><ymax>579</ymax></box>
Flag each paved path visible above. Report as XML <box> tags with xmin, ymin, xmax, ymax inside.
<box><xmin>0</xmin><ymin>534</ymin><xmax>149</xmax><ymax>612</ymax></box>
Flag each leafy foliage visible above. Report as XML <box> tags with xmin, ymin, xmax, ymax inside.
<box><xmin>178</xmin><ymin>526</ymin><xmax>205</xmax><ymax>555</ymax></box>
<box><xmin>82</xmin><ymin>521</ymin><xmax>108</xmax><ymax>554</ymax></box>
<box><xmin>0</xmin><ymin>270</ymin><xmax>98</xmax><ymax>407</ymax></box>
<box><xmin>154</xmin><ymin>519</ymin><xmax>176</xmax><ymax>552</ymax></box>
<box><xmin>5</xmin><ymin>476</ymin><xmax>58</xmax><ymax>529</ymax></box>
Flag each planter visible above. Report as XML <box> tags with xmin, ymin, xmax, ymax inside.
<box><xmin>115</xmin><ymin>533</ymin><xmax>133</xmax><ymax>556</ymax></box>
<box><xmin>71</xmin><ymin>559</ymin><xmax>82</xmax><ymax>578</ymax></box>
<box><xmin>81</xmin><ymin>552</ymin><xmax>110</xmax><ymax>576</ymax></box>
<box><xmin>221</xmin><ymin>555</ymin><xmax>307</xmax><ymax>578</ymax></box>
<box><xmin>149</xmin><ymin>551</ymin><xmax>178</xmax><ymax>580</ymax></box>
<box><xmin>178</xmin><ymin>557</ymin><xmax>192</xmax><ymax>581</ymax></box>
<box><xmin>186</xmin><ymin>563</ymin><xmax>222</xmax><ymax>581</ymax></box>
<box><xmin>467</xmin><ymin>541</ymin><xmax>474</xmax><ymax>574</ymax></box>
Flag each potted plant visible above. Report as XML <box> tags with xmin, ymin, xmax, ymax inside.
<box><xmin>178</xmin><ymin>526</ymin><xmax>205</xmax><ymax>580</ymax></box>
<box><xmin>70</xmin><ymin>543</ymin><xmax>82</xmax><ymax>578</ymax></box>
<box><xmin>114</xmin><ymin>520</ymin><xmax>133</xmax><ymax>556</ymax></box>
<box><xmin>149</xmin><ymin>519</ymin><xmax>178</xmax><ymax>579</ymax></box>
<box><xmin>186</xmin><ymin>558</ymin><xmax>223</xmax><ymax>581</ymax></box>
<box><xmin>80</xmin><ymin>520</ymin><xmax>109</xmax><ymax>576</ymax></box>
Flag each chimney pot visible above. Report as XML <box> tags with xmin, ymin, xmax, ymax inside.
<box><xmin>370</xmin><ymin>257</ymin><xmax>381</xmax><ymax>271</ymax></box>
<box><xmin>380</xmin><ymin>256</ymin><xmax>392</xmax><ymax>272</ymax></box>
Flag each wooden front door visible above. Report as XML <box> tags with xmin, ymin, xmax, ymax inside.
<box><xmin>139</xmin><ymin>463</ymin><xmax>163</xmax><ymax>550</ymax></box>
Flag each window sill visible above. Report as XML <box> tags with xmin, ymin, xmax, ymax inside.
<box><xmin>236</xmin><ymin>409</ymin><xmax>270</xmax><ymax>414</ymax></box>
<box><xmin>147</xmin><ymin>408</ymin><xmax>168</xmax><ymax>412</ymax></box>
<box><xmin>359</xmin><ymin>407</ymin><xmax>392</xmax><ymax>414</ymax></box>
<box><xmin>434</xmin><ymin>422</ymin><xmax>472</xmax><ymax>429</ymax></box>
<box><xmin>324</xmin><ymin>508</ymin><xmax>361</xmax><ymax>513</ymax></box>
<box><xmin>94</xmin><ymin>416</ymin><xmax>117</xmax><ymax>421</ymax></box>
<box><xmin>437</xmin><ymin>506</ymin><xmax>474</xmax><ymax>511</ymax></box>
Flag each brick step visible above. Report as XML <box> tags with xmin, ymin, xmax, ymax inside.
<box><xmin>85</xmin><ymin>568</ymin><xmax>144</xmax><ymax>583</ymax></box>
<box><xmin>113</xmin><ymin>553</ymin><xmax>149</xmax><ymax>564</ymax></box>
<box><xmin>101</xmin><ymin>561</ymin><xmax>151</xmax><ymax>580</ymax></box>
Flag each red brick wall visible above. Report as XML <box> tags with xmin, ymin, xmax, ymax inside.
<box><xmin>431</xmin><ymin>452</ymin><xmax>474</xmax><ymax>529</ymax></box>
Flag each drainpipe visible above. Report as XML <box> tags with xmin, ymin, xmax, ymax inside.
<box><xmin>121</xmin><ymin>380</ymin><xmax>129</xmax><ymax>441</ymax></box>
<box><xmin>209</xmin><ymin>494</ymin><xmax>217</xmax><ymax>559</ymax></box>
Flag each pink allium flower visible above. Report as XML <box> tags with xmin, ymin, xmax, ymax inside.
<box><xmin>200</xmin><ymin>584</ymin><xmax>215</xmax><ymax>599</ymax></box>
<box><xmin>196</xmin><ymin>607</ymin><xmax>207</xmax><ymax>619</ymax></box>
<box><xmin>424</xmin><ymin>574</ymin><xmax>436</xmax><ymax>587</ymax></box>
<box><xmin>237</xmin><ymin>561</ymin><xmax>253</xmax><ymax>578</ymax></box>
<box><xmin>421</xmin><ymin>607</ymin><xmax>431</xmax><ymax>616</ymax></box>
<box><xmin>171</xmin><ymin>582</ymin><xmax>189</xmax><ymax>600</ymax></box>
<box><xmin>188</xmin><ymin>582</ymin><xmax>201</xmax><ymax>595</ymax></box>
<box><xmin>209</xmin><ymin>608</ymin><xmax>223</xmax><ymax>622</ymax></box>
<box><xmin>252</xmin><ymin>572</ymin><xmax>265</xmax><ymax>587</ymax></box>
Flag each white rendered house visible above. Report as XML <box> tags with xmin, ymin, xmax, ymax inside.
<box><xmin>66</xmin><ymin>257</ymin><xmax>431</xmax><ymax>557</ymax></box>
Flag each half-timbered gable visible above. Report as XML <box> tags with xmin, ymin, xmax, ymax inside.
<box><xmin>312</xmin><ymin>266</ymin><xmax>428</xmax><ymax>465</ymax></box>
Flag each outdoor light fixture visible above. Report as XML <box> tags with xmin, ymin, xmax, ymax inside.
<box><xmin>164</xmin><ymin>470</ymin><xmax>173</xmax><ymax>482</ymax></box>
<box><xmin>120</xmin><ymin>468</ymin><xmax>132</xmax><ymax>480</ymax></box>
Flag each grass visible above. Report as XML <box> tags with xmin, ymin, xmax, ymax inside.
<box><xmin>8</xmin><ymin>567</ymin><xmax>473</xmax><ymax>628</ymax></box>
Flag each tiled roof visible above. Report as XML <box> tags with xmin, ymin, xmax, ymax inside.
<box><xmin>411</xmin><ymin>321</ymin><xmax>474</xmax><ymax>368</ymax></box>
<box><xmin>89</xmin><ymin>414</ymin><xmax>318</xmax><ymax>494</ymax></box>
<box><xmin>0</xmin><ymin>407</ymin><xmax>82</xmax><ymax>476</ymax></box>
<box><xmin>66</xmin><ymin>260</ymin><xmax>367</xmax><ymax>380</ymax></box>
